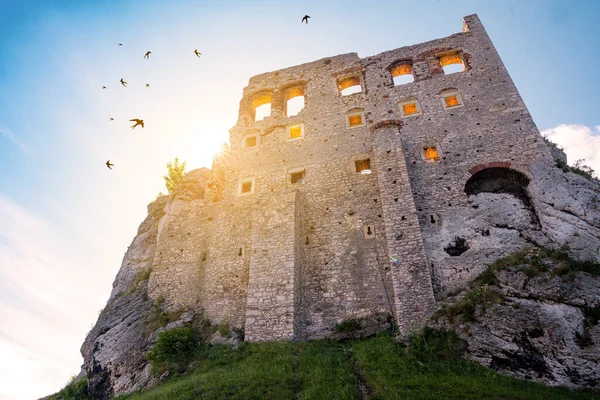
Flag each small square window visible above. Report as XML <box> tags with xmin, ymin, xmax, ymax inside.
<box><xmin>444</xmin><ymin>95</ymin><xmax>460</xmax><ymax>108</ymax></box>
<box><xmin>241</xmin><ymin>181</ymin><xmax>252</xmax><ymax>193</ymax></box>
<box><xmin>440</xmin><ymin>90</ymin><xmax>463</xmax><ymax>110</ymax></box>
<box><xmin>423</xmin><ymin>147</ymin><xmax>440</xmax><ymax>161</ymax></box>
<box><xmin>238</xmin><ymin>178</ymin><xmax>256</xmax><ymax>195</ymax></box>
<box><xmin>403</xmin><ymin>103</ymin><xmax>418</xmax><ymax>115</ymax></box>
<box><xmin>290</xmin><ymin>170</ymin><xmax>305</xmax><ymax>184</ymax></box>
<box><xmin>355</xmin><ymin>159</ymin><xmax>371</xmax><ymax>174</ymax></box>
<box><xmin>287</xmin><ymin>124</ymin><xmax>304</xmax><ymax>140</ymax></box>
<box><xmin>346</xmin><ymin>109</ymin><xmax>365</xmax><ymax>129</ymax></box>
<box><xmin>244</xmin><ymin>135</ymin><xmax>258</xmax><ymax>148</ymax></box>
<box><xmin>399</xmin><ymin>99</ymin><xmax>420</xmax><ymax>118</ymax></box>
<box><xmin>349</xmin><ymin>115</ymin><xmax>363</xmax><ymax>126</ymax></box>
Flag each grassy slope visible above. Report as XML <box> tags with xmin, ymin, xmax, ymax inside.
<box><xmin>118</xmin><ymin>333</ymin><xmax>598</xmax><ymax>400</ymax></box>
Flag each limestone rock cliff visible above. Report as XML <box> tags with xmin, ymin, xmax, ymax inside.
<box><xmin>431</xmin><ymin>264</ymin><xmax>600</xmax><ymax>389</ymax></box>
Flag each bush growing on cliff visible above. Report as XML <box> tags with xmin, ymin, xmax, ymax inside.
<box><xmin>556</xmin><ymin>157</ymin><xmax>598</xmax><ymax>180</ymax></box>
<box><xmin>49</xmin><ymin>376</ymin><xmax>92</xmax><ymax>400</ymax></box>
<box><xmin>163</xmin><ymin>157</ymin><xmax>187</xmax><ymax>193</ymax></box>
<box><xmin>147</xmin><ymin>326</ymin><xmax>202</xmax><ymax>373</ymax></box>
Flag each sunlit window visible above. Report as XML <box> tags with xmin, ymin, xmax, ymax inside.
<box><xmin>440</xmin><ymin>89</ymin><xmax>463</xmax><ymax>109</ymax></box>
<box><xmin>439</xmin><ymin>52</ymin><xmax>465</xmax><ymax>75</ymax></box>
<box><xmin>399</xmin><ymin>99</ymin><xmax>421</xmax><ymax>117</ymax></box>
<box><xmin>287</xmin><ymin>124</ymin><xmax>304</xmax><ymax>140</ymax></box>
<box><xmin>390</xmin><ymin>62</ymin><xmax>414</xmax><ymax>86</ymax></box>
<box><xmin>423</xmin><ymin>146</ymin><xmax>440</xmax><ymax>162</ymax></box>
<box><xmin>238</xmin><ymin>177</ymin><xmax>256</xmax><ymax>195</ymax></box>
<box><xmin>285</xmin><ymin>87</ymin><xmax>305</xmax><ymax>117</ymax></box>
<box><xmin>355</xmin><ymin>159</ymin><xmax>371</xmax><ymax>174</ymax></box>
<box><xmin>243</xmin><ymin>133</ymin><xmax>259</xmax><ymax>148</ymax></box>
<box><xmin>338</xmin><ymin>76</ymin><xmax>362</xmax><ymax>96</ymax></box>
<box><xmin>252</xmin><ymin>93</ymin><xmax>272</xmax><ymax>122</ymax></box>
<box><xmin>289</xmin><ymin>169</ymin><xmax>305</xmax><ymax>184</ymax></box>
<box><xmin>346</xmin><ymin>109</ymin><xmax>365</xmax><ymax>128</ymax></box>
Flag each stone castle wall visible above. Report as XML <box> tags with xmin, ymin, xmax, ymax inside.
<box><xmin>146</xmin><ymin>14</ymin><xmax>561</xmax><ymax>340</ymax></box>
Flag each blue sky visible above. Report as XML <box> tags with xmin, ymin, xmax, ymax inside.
<box><xmin>1</xmin><ymin>0</ymin><xmax>599</xmax><ymax>398</ymax></box>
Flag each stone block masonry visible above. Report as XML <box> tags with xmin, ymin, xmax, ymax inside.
<box><xmin>145</xmin><ymin>14</ymin><xmax>572</xmax><ymax>340</ymax></box>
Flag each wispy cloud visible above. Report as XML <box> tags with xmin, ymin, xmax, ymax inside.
<box><xmin>541</xmin><ymin>124</ymin><xmax>600</xmax><ymax>175</ymax></box>
<box><xmin>0</xmin><ymin>194</ymin><xmax>112</xmax><ymax>400</ymax></box>
<box><xmin>0</xmin><ymin>125</ymin><xmax>28</xmax><ymax>153</ymax></box>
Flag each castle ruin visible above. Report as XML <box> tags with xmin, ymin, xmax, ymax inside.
<box><xmin>142</xmin><ymin>14</ymin><xmax>573</xmax><ymax>341</ymax></box>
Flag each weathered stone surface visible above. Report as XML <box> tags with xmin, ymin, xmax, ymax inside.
<box><xmin>432</xmin><ymin>269</ymin><xmax>600</xmax><ymax>389</ymax></box>
<box><xmin>80</xmin><ymin>198</ymin><xmax>167</xmax><ymax>399</ymax></box>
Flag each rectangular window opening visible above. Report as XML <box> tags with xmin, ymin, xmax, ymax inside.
<box><xmin>241</xmin><ymin>181</ymin><xmax>253</xmax><ymax>193</ymax></box>
<box><xmin>355</xmin><ymin>159</ymin><xmax>371</xmax><ymax>174</ymax></box>
<box><xmin>290</xmin><ymin>170</ymin><xmax>305</xmax><ymax>184</ymax></box>
<box><xmin>402</xmin><ymin>103</ymin><xmax>418</xmax><ymax>116</ymax></box>
<box><xmin>288</xmin><ymin>124</ymin><xmax>304</xmax><ymax>140</ymax></box>
<box><xmin>423</xmin><ymin>147</ymin><xmax>440</xmax><ymax>161</ymax></box>
<box><xmin>444</xmin><ymin>95</ymin><xmax>460</xmax><ymax>108</ymax></box>
<box><xmin>348</xmin><ymin>114</ymin><xmax>363</xmax><ymax>127</ymax></box>
<box><xmin>245</xmin><ymin>136</ymin><xmax>257</xmax><ymax>147</ymax></box>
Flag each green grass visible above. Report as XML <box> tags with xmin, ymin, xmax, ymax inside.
<box><xmin>117</xmin><ymin>332</ymin><xmax>598</xmax><ymax>400</ymax></box>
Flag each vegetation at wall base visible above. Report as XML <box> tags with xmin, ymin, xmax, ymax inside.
<box><xmin>48</xmin><ymin>376</ymin><xmax>93</xmax><ymax>400</ymax></box>
<box><xmin>115</xmin><ymin>330</ymin><xmax>598</xmax><ymax>400</ymax></box>
<box><xmin>434</xmin><ymin>246</ymin><xmax>600</xmax><ymax>325</ymax></box>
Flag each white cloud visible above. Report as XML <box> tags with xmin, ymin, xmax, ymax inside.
<box><xmin>541</xmin><ymin>124</ymin><xmax>600</xmax><ymax>176</ymax></box>
<box><xmin>0</xmin><ymin>125</ymin><xmax>28</xmax><ymax>153</ymax></box>
<box><xmin>0</xmin><ymin>195</ymin><xmax>112</xmax><ymax>400</ymax></box>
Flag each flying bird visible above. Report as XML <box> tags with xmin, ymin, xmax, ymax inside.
<box><xmin>102</xmin><ymin>86</ymin><xmax>106</xmax><ymax>89</ymax></box>
<box><xmin>109</xmin><ymin>118</ymin><xmax>114</xmax><ymax>121</ymax></box>
<box><xmin>130</xmin><ymin>119</ymin><xmax>144</xmax><ymax>129</ymax></box>
<box><xmin>301</xmin><ymin>15</ymin><xmax>310</xmax><ymax>24</ymax></box>
<box><xmin>106</xmin><ymin>160</ymin><xmax>114</xmax><ymax>169</ymax></box>
<box><xmin>144</xmin><ymin>51</ymin><xmax>151</xmax><ymax>59</ymax></box>
<box><xmin>145</xmin><ymin>83</ymin><xmax>150</xmax><ymax>87</ymax></box>
<box><xmin>120</xmin><ymin>78</ymin><xmax>128</xmax><ymax>87</ymax></box>
<box><xmin>194</xmin><ymin>49</ymin><xmax>202</xmax><ymax>58</ymax></box>
<box><xmin>118</xmin><ymin>43</ymin><xmax>123</xmax><ymax>46</ymax></box>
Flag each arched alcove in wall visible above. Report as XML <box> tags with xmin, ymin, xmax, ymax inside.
<box><xmin>464</xmin><ymin>167</ymin><xmax>539</xmax><ymax>226</ymax></box>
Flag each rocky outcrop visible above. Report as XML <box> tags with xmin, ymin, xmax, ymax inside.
<box><xmin>432</xmin><ymin>265</ymin><xmax>600</xmax><ymax>389</ymax></box>
<box><xmin>80</xmin><ymin>197</ymin><xmax>167</xmax><ymax>399</ymax></box>
<box><xmin>427</xmin><ymin>160</ymin><xmax>600</xmax><ymax>297</ymax></box>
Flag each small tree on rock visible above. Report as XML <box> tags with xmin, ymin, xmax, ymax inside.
<box><xmin>164</xmin><ymin>157</ymin><xmax>187</xmax><ymax>193</ymax></box>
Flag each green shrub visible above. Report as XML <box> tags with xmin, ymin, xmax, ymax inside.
<box><xmin>49</xmin><ymin>376</ymin><xmax>92</xmax><ymax>400</ymax></box>
<box><xmin>126</xmin><ymin>268</ymin><xmax>152</xmax><ymax>295</ymax></box>
<box><xmin>434</xmin><ymin>285</ymin><xmax>503</xmax><ymax>324</ymax></box>
<box><xmin>143</xmin><ymin>297</ymin><xmax>184</xmax><ymax>337</ymax></box>
<box><xmin>216</xmin><ymin>321</ymin><xmax>229</xmax><ymax>337</ymax></box>
<box><xmin>556</xmin><ymin>157</ymin><xmax>598</xmax><ymax>180</ymax></box>
<box><xmin>147</xmin><ymin>327</ymin><xmax>202</xmax><ymax>373</ymax></box>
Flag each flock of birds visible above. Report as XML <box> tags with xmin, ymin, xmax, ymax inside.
<box><xmin>103</xmin><ymin>15</ymin><xmax>311</xmax><ymax>170</ymax></box>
